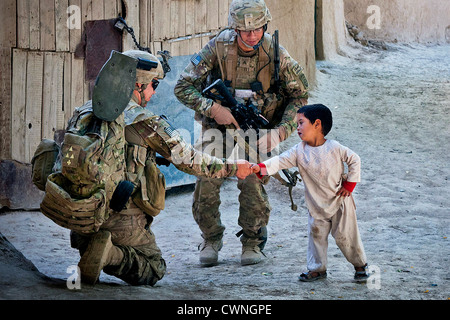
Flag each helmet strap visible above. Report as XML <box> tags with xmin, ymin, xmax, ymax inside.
<box><xmin>237</xmin><ymin>29</ymin><xmax>265</xmax><ymax>50</ymax></box>
<box><xmin>134</xmin><ymin>83</ymin><xmax>149</xmax><ymax>107</ymax></box>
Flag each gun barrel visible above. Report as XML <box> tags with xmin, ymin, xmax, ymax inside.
<box><xmin>206</xmin><ymin>79</ymin><xmax>238</xmax><ymax>107</ymax></box>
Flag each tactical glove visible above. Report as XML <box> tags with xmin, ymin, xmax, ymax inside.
<box><xmin>209</xmin><ymin>103</ymin><xmax>240</xmax><ymax>129</ymax></box>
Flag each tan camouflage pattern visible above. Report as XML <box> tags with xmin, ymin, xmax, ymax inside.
<box><xmin>228</xmin><ymin>0</ymin><xmax>272</xmax><ymax>30</ymax></box>
<box><xmin>40</xmin><ymin>172</ymin><xmax>108</xmax><ymax>233</ymax></box>
<box><xmin>174</xmin><ymin>21</ymin><xmax>309</xmax><ymax>242</ymax></box>
<box><xmin>70</xmin><ymin>213</ymin><xmax>166</xmax><ymax>286</ymax></box>
<box><xmin>191</xmin><ymin>126</ymin><xmax>271</xmax><ymax>240</ymax></box>
<box><xmin>122</xmin><ymin>50</ymin><xmax>165</xmax><ymax>83</ymax></box>
<box><xmin>42</xmin><ymin>99</ymin><xmax>236</xmax><ymax>230</ymax></box>
<box><xmin>62</xmin><ymin>101</ymin><xmax>126</xmax><ymax>194</ymax></box>
<box><xmin>39</xmin><ymin>100</ymin><xmax>127</xmax><ymax>234</ymax></box>
<box><xmin>174</xmin><ymin>29</ymin><xmax>309</xmax><ymax>140</ymax></box>
<box><xmin>57</xmin><ymin>98</ymin><xmax>239</xmax><ymax>285</ymax></box>
<box><xmin>124</xmin><ymin>101</ymin><xmax>238</xmax><ymax>179</ymax></box>
<box><xmin>193</xmin><ymin>173</ymin><xmax>271</xmax><ymax>240</ymax></box>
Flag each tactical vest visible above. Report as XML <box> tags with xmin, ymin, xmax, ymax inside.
<box><xmin>37</xmin><ymin>101</ymin><xmax>165</xmax><ymax>234</ymax></box>
<box><xmin>215</xmin><ymin>29</ymin><xmax>274</xmax><ymax>92</ymax></box>
<box><xmin>214</xmin><ymin>29</ymin><xmax>284</xmax><ymax>125</ymax></box>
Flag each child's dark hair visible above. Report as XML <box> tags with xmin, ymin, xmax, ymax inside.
<box><xmin>297</xmin><ymin>104</ymin><xmax>333</xmax><ymax>136</ymax></box>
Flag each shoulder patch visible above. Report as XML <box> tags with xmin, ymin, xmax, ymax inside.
<box><xmin>292</xmin><ymin>64</ymin><xmax>309</xmax><ymax>89</ymax></box>
<box><xmin>300</xmin><ymin>73</ymin><xmax>309</xmax><ymax>89</ymax></box>
<box><xmin>190</xmin><ymin>53</ymin><xmax>202</xmax><ymax>66</ymax></box>
<box><xmin>160</xmin><ymin>115</ymin><xmax>178</xmax><ymax>138</ymax></box>
<box><xmin>292</xmin><ymin>64</ymin><xmax>304</xmax><ymax>76</ymax></box>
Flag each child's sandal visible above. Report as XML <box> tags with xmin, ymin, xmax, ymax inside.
<box><xmin>298</xmin><ymin>271</ymin><xmax>327</xmax><ymax>282</ymax></box>
<box><xmin>354</xmin><ymin>264</ymin><xmax>369</xmax><ymax>282</ymax></box>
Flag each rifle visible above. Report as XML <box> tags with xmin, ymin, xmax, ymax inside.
<box><xmin>272</xmin><ymin>30</ymin><xmax>281</xmax><ymax>94</ymax></box>
<box><xmin>202</xmin><ymin>79</ymin><xmax>301</xmax><ymax>211</ymax></box>
<box><xmin>202</xmin><ymin>79</ymin><xmax>269</xmax><ymax>134</ymax></box>
<box><xmin>201</xmin><ymin>36</ymin><xmax>301</xmax><ymax>211</ymax></box>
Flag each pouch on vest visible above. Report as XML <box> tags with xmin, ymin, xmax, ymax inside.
<box><xmin>39</xmin><ymin>102</ymin><xmax>126</xmax><ymax>233</ymax></box>
<box><xmin>125</xmin><ymin>145</ymin><xmax>166</xmax><ymax>217</ymax></box>
<box><xmin>60</xmin><ymin>107</ymin><xmax>126</xmax><ymax>197</ymax></box>
<box><xmin>61</xmin><ymin>119</ymin><xmax>108</xmax><ymax>186</ymax></box>
<box><xmin>31</xmin><ymin>139</ymin><xmax>61</xmax><ymax>191</ymax></box>
<box><xmin>40</xmin><ymin>172</ymin><xmax>107</xmax><ymax>234</ymax></box>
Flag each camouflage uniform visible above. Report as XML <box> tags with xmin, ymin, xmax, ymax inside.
<box><xmin>70</xmin><ymin>97</ymin><xmax>239</xmax><ymax>286</ymax></box>
<box><xmin>174</xmin><ymin>0</ymin><xmax>309</xmax><ymax>256</ymax></box>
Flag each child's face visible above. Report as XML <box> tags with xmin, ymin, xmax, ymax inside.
<box><xmin>297</xmin><ymin>113</ymin><xmax>322</xmax><ymax>144</ymax></box>
<box><xmin>296</xmin><ymin>113</ymin><xmax>312</xmax><ymax>141</ymax></box>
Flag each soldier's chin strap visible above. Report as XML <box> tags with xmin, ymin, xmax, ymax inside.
<box><xmin>135</xmin><ymin>83</ymin><xmax>149</xmax><ymax>107</ymax></box>
<box><xmin>236</xmin><ymin>26</ymin><xmax>266</xmax><ymax>50</ymax></box>
<box><xmin>237</xmin><ymin>32</ymin><xmax>264</xmax><ymax>50</ymax></box>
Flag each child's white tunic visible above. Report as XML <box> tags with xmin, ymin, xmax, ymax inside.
<box><xmin>264</xmin><ymin>139</ymin><xmax>361</xmax><ymax>220</ymax></box>
<box><xmin>263</xmin><ymin>139</ymin><xmax>366</xmax><ymax>271</ymax></box>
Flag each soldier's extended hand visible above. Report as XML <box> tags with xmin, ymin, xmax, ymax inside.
<box><xmin>210</xmin><ymin>103</ymin><xmax>241</xmax><ymax>129</ymax></box>
<box><xmin>235</xmin><ymin>160</ymin><xmax>252</xmax><ymax>179</ymax></box>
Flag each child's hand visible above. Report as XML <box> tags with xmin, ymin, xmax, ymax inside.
<box><xmin>336</xmin><ymin>186</ymin><xmax>352</xmax><ymax>197</ymax></box>
<box><xmin>250</xmin><ymin>164</ymin><xmax>261</xmax><ymax>173</ymax></box>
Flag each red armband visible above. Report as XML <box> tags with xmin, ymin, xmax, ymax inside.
<box><xmin>256</xmin><ymin>163</ymin><xmax>268</xmax><ymax>179</ymax></box>
<box><xmin>342</xmin><ymin>181</ymin><xmax>357</xmax><ymax>192</ymax></box>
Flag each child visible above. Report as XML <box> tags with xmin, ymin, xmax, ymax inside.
<box><xmin>252</xmin><ymin>104</ymin><xmax>369</xmax><ymax>282</ymax></box>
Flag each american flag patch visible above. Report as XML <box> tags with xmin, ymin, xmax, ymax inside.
<box><xmin>190</xmin><ymin>53</ymin><xmax>202</xmax><ymax>66</ymax></box>
<box><xmin>161</xmin><ymin>115</ymin><xmax>177</xmax><ymax>137</ymax></box>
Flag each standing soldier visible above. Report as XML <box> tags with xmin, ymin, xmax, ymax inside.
<box><xmin>39</xmin><ymin>50</ymin><xmax>252</xmax><ymax>286</ymax></box>
<box><xmin>174</xmin><ymin>0</ymin><xmax>309</xmax><ymax>266</ymax></box>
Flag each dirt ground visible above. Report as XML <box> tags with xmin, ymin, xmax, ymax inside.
<box><xmin>0</xmin><ymin>41</ymin><xmax>449</xmax><ymax>304</ymax></box>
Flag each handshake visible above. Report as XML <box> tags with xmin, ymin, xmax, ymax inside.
<box><xmin>234</xmin><ymin>160</ymin><xmax>262</xmax><ymax>180</ymax></box>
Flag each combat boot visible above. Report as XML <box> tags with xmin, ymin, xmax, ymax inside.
<box><xmin>78</xmin><ymin>230</ymin><xmax>124</xmax><ymax>284</ymax></box>
<box><xmin>198</xmin><ymin>238</ymin><xmax>223</xmax><ymax>267</ymax></box>
<box><xmin>241</xmin><ymin>244</ymin><xmax>262</xmax><ymax>265</ymax></box>
<box><xmin>240</xmin><ymin>230</ymin><xmax>266</xmax><ymax>266</ymax></box>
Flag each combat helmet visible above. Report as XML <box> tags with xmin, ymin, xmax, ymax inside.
<box><xmin>228</xmin><ymin>0</ymin><xmax>272</xmax><ymax>31</ymax></box>
<box><xmin>93</xmin><ymin>50</ymin><xmax>164</xmax><ymax>121</ymax></box>
<box><xmin>122</xmin><ymin>50</ymin><xmax>165</xmax><ymax>84</ymax></box>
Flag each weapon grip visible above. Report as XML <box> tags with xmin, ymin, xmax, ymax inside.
<box><xmin>210</xmin><ymin>79</ymin><xmax>238</xmax><ymax>107</ymax></box>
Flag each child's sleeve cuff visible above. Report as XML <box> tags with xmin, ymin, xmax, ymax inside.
<box><xmin>342</xmin><ymin>180</ymin><xmax>357</xmax><ymax>192</ymax></box>
<box><xmin>256</xmin><ymin>163</ymin><xmax>268</xmax><ymax>179</ymax></box>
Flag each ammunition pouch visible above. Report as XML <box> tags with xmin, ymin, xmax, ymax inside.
<box><xmin>125</xmin><ymin>144</ymin><xmax>166</xmax><ymax>217</ymax></box>
<box><xmin>40</xmin><ymin>173</ymin><xmax>108</xmax><ymax>234</ymax></box>
<box><xmin>31</xmin><ymin>139</ymin><xmax>60</xmax><ymax>191</ymax></box>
